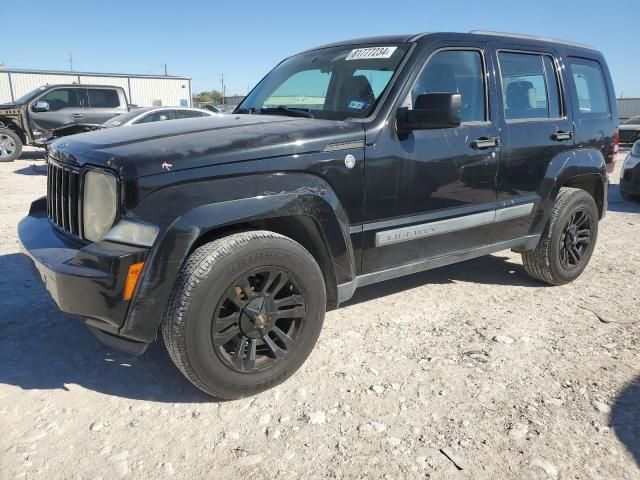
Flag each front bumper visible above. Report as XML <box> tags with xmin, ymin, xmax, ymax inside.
<box><xmin>621</xmin><ymin>165</ymin><xmax>640</xmax><ymax>195</ymax></box>
<box><xmin>18</xmin><ymin>197</ymin><xmax>150</xmax><ymax>351</ymax></box>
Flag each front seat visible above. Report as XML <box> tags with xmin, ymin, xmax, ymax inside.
<box><xmin>340</xmin><ymin>75</ymin><xmax>376</xmax><ymax>111</ymax></box>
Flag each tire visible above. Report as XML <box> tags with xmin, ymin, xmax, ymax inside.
<box><xmin>522</xmin><ymin>187</ymin><xmax>599</xmax><ymax>286</ymax></box>
<box><xmin>0</xmin><ymin>128</ymin><xmax>22</xmax><ymax>162</ymax></box>
<box><xmin>162</xmin><ymin>230</ymin><xmax>326</xmax><ymax>399</ymax></box>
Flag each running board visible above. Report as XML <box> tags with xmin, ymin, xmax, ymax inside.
<box><xmin>337</xmin><ymin>235</ymin><xmax>541</xmax><ymax>304</ymax></box>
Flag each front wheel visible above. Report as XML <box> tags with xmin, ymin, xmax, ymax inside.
<box><xmin>522</xmin><ymin>187</ymin><xmax>599</xmax><ymax>285</ymax></box>
<box><xmin>0</xmin><ymin>128</ymin><xmax>22</xmax><ymax>162</ymax></box>
<box><xmin>162</xmin><ymin>231</ymin><xmax>326</xmax><ymax>399</ymax></box>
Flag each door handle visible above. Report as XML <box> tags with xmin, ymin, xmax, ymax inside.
<box><xmin>471</xmin><ymin>137</ymin><xmax>501</xmax><ymax>149</ymax></box>
<box><xmin>552</xmin><ymin>131</ymin><xmax>573</xmax><ymax>141</ymax></box>
<box><xmin>72</xmin><ymin>113</ymin><xmax>83</xmax><ymax>119</ymax></box>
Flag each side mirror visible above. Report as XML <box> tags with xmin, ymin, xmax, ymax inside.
<box><xmin>33</xmin><ymin>100</ymin><xmax>50</xmax><ymax>112</ymax></box>
<box><xmin>396</xmin><ymin>93</ymin><xmax>462</xmax><ymax>135</ymax></box>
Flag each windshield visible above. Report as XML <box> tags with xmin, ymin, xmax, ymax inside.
<box><xmin>237</xmin><ymin>44</ymin><xmax>410</xmax><ymax>120</ymax></box>
<box><xmin>15</xmin><ymin>86</ymin><xmax>48</xmax><ymax>104</ymax></box>
<box><xmin>634</xmin><ymin>142</ymin><xmax>640</xmax><ymax>156</ymax></box>
<box><xmin>623</xmin><ymin>116</ymin><xmax>640</xmax><ymax>126</ymax></box>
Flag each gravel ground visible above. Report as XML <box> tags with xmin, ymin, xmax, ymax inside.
<box><xmin>1</xmin><ymin>147</ymin><xmax>638</xmax><ymax>480</ymax></box>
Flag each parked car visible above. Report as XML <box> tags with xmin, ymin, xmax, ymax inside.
<box><xmin>48</xmin><ymin>106</ymin><xmax>221</xmax><ymax>141</ymax></box>
<box><xmin>19</xmin><ymin>31</ymin><xmax>617</xmax><ymax>399</ymax></box>
<box><xmin>0</xmin><ymin>84</ymin><xmax>129</xmax><ymax>161</ymax></box>
<box><xmin>620</xmin><ymin>140</ymin><xmax>640</xmax><ymax>200</ymax></box>
<box><xmin>619</xmin><ymin>116</ymin><xmax>640</xmax><ymax>145</ymax></box>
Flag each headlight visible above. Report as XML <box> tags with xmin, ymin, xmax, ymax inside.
<box><xmin>623</xmin><ymin>153</ymin><xmax>640</xmax><ymax>171</ymax></box>
<box><xmin>83</xmin><ymin>170</ymin><xmax>118</xmax><ymax>242</ymax></box>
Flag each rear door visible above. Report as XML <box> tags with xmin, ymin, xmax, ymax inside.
<box><xmin>491</xmin><ymin>45</ymin><xmax>574</xmax><ymax>243</ymax></box>
<box><xmin>82</xmin><ymin>88</ymin><xmax>125</xmax><ymax>124</ymax></box>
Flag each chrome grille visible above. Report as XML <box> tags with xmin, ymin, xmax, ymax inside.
<box><xmin>47</xmin><ymin>161</ymin><xmax>81</xmax><ymax>236</ymax></box>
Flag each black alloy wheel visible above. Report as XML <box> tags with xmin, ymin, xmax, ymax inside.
<box><xmin>212</xmin><ymin>267</ymin><xmax>307</xmax><ymax>373</ymax></box>
<box><xmin>559</xmin><ymin>207</ymin><xmax>593</xmax><ymax>270</ymax></box>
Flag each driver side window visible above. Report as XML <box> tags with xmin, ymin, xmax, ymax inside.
<box><xmin>411</xmin><ymin>50</ymin><xmax>486</xmax><ymax>123</ymax></box>
<box><xmin>39</xmin><ymin>88</ymin><xmax>80</xmax><ymax>111</ymax></box>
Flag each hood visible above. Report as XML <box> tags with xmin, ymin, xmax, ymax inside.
<box><xmin>48</xmin><ymin>114</ymin><xmax>365</xmax><ymax>178</ymax></box>
<box><xmin>0</xmin><ymin>103</ymin><xmax>21</xmax><ymax>114</ymax></box>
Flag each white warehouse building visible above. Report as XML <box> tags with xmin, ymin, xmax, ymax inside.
<box><xmin>0</xmin><ymin>68</ymin><xmax>192</xmax><ymax>107</ymax></box>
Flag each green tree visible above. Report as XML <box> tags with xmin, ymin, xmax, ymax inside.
<box><xmin>195</xmin><ymin>89</ymin><xmax>223</xmax><ymax>104</ymax></box>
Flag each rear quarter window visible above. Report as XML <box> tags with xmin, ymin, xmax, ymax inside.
<box><xmin>567</xmin><ymin>58</ymin><xmax>610</xmax><ymax>116</ymax></box>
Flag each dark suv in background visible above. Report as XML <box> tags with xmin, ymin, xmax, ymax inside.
<box><xmin>0</xmin><ymin>84</ymin><xmax>128</xmax><ymax>161</ymax></box>
<box><xmin>19</xmin><ymin>31</ymin><xmax>618</xmax><ymax>399</ymax></box>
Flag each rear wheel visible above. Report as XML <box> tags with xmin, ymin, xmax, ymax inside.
<box><xmin>0</xmin><ymin>128</ymin><xmax>22</xmax><ymax>162</ymax></box>
<box><xmin>162</xmin><ymin>230</ymin><xmax>326</xmax><ymax>399</ymax></box>
<box><xmin>522</xmin><ymin>187</ymin><xmax>599</xmax><ymax>285</ymax></box>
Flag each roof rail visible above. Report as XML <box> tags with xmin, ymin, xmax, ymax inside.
<box><xmin>469</xmin><ymin>30</ymin><xmax>596</xmax><ymax>51</ymax></box>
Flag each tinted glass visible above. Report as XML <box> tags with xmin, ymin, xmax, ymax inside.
<box><xmin>623</xmin><ymin>116</ymin><xmax>640</xmax><ymax>126</ymax></box>
<box><xmin>175</xmin><ymin>110</ymin><xmax>208</xmax><ymax>119</ymax></box>
<box><xmin>633</xmin><ymin>142</ymin><xmax>640</xmax><ymax>156</ymax></box>
<box><xmin>238</xmin><ymin>44</ymin><xmax>410</xmax><ymax>120</ymax></box>
<box><xmin>39</xmin><ymin>88</ymin><xmax>80</xmax><ymax>111</ymax></box>
<box><xmin>499</xmin><ymin>52</ymin><xmax>561</xmax><ymax>120</ymax></box>
<box><xmin>87</xmin><ymin>89</ymin><xmax>120</xmax><ymax>108</ymax></box>
<box><xmin>134</xmin><ymin>111</ymin><xmax>173</xmax><ymax>123</ymax></box>
<box><xmin>412</xmin><ymin>50</ymin><xmax>485</xmax><ymax>122</ymax></box>
<box><xmin>568</xmin><ymin>58</ymin><xmax>610</xmax><ymax>115</ymax></box>
<box><xmin>264</xmin><ymin>70</ymin><xmax>332</xmax><ymax>110</ymax></box>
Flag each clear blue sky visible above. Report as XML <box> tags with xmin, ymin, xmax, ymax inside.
<box><xmin>1</xmin><ymin>0</ymin><xmax>637</xmax><ymax>97</ymax></box>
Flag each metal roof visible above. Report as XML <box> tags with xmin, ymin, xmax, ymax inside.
<box><xmin>618</xmin><ymin>98</ymin><xmax>640</xmax><ymax>120</ymax></box>
<box><xmin>0</xmin><ymin>68</ymin><xmax>190</xmax><ymax>81</ymax></box>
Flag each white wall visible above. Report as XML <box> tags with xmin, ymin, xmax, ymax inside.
<box><xmin>0</xmin><ymin>73</ymin><xmax>10</xmax><ymax>104</ymax></box>
<box><xmin>129</xmin><ymin>77</ymin><xmax>190</xmax><ymax>107</ymax></box>
<box><xmin>10</xmin><ymin>72</ymin><xmax>78</xmax><ymax>99</ymax></box>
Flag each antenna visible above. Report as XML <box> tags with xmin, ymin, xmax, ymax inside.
<box><xmin>69</xmin><ymin>52</ymin><xmax>73</xmax><ymax>71</ymax></box>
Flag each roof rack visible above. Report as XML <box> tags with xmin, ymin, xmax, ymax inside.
<box><xmin>469</xmin><ymin>30</ymin><xmax>596</xmax><ymax>51</ymax></box>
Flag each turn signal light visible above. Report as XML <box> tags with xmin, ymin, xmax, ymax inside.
<box><xmin>124</xmin><ymin>262</ymin><xmax>145</xmax><ymax>300</ymax></box>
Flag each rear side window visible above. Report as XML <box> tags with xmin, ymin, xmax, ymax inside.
<box><xmin>412</xmin><ymin>50</ymin><xmax>486</xmax><ymax>123</ymax></box>
<box><xmin>498</xmin><ymin>52</ymin><xmax>562</xmax><ymax>120</ymax></box>
<box><xmin>568</xmin><ymin>58</ymin><xmax>610</xmax><ymax>115</ymax></box>
<box><xmin>135</xmin><ymin>111</ymin><xmax>174</xmax><ymax>124</ymax></box>
<box><xmin>87</xmin><ymin>89</ymin><xmax>121</xmax><ymax>108</ymax></box>
<box><xmin>175</xmin><ymin>110</ymin><xmax>208</xmax><ymax>119</ymax></box>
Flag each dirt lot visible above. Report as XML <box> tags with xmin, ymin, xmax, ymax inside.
<box><xmin>0</xmin><ymin>147</ymin><xmax>638</xmax><ymax>480</ymax></box>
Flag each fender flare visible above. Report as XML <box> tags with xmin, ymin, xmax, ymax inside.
<box><xmin>120</xmin><ymin>181</ymin><xmax>355</xmax><ymax>343</ymax></box>
<box><xmin>529</xmin><ymin>147</ymin><xmax>607</xmax><ymax>236</ymax></box>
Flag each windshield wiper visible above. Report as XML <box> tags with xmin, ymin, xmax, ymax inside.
<box><xmin>259</xmin><ymin>106</ymin><xmax>314</xmax><ymax>118</ymax></box>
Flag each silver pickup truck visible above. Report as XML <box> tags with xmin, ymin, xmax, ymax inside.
<box><xmin>0</xmin><ymin>84</ymin><xmax>128</xmax><ymax>161</ymax></box>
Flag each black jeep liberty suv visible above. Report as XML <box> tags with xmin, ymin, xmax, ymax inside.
<box><xmin>19</xmin><ymin>32</ymin><xmax>618</xmax><ymax>399</ymax></box>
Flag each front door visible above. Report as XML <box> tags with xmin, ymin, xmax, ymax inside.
<box><xmin>28</xmin><ymin>87</ymin><xmax>85</xmax><ymax>135</ymax></box>
<box><xmin>362</xmin><ymin>45</ymin><xmax>500</xmax><ymax>273</ymax></box>
<box><xmin>491</xmin><ymin>46</ymin><xmax>575</xmax><ymax>243</ymax></box>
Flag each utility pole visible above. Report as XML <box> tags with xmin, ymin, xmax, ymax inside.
<box><xmin>220</xmin><ymin>73</ymin><xmax>225</xmax><ymax>105</ymax></box>
<box><xmin>69</xmin><ymin>52</ymin><xmax>73</xmax><ymax>71</ymax></box>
